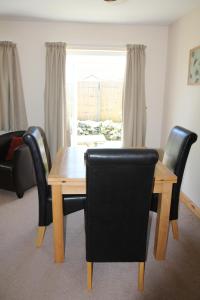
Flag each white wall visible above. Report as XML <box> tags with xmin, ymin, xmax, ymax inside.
<box><xmin>0</xmin><ymin>20</ymin><xmax>168</xmax><ymax>147</ymax></box>
<box><xmin>162</xmin><ymin>9</ymin><xmax>200</xmax><ymax>205</ymax></box>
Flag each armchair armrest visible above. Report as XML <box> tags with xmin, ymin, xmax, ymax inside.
<box><xmin>13</xmin><ymin>144</ymin><xmax>36</xmax><ymax>196</ymax></box>
<box><xmin>0</xmin><ymin>131</ymin><xmax>26</xmax><ymax>161</ymax></box>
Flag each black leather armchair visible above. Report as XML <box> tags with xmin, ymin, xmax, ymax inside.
<box><xmin>23</xmin><ymin>126</ymin><xmax>86</xmax><ymax>247</ymax></box>
<box><xmin>151</xmin><ymin>126</ymin><xmax>197</xmax><ymax>239</ymax></box>
<box><xmin>0</xmin><ymin>131</ymin><xmax>36</xmax><ymax>198</ymax></box>
<box><xmin>85</xmin><ymin>148</ymin><xmax>158</xmax><ymax>291</ymax></box>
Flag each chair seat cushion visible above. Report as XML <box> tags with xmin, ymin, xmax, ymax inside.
<box><xmin>44</xmin><ymin>194</ymin><xmax>86</xmax><ymax>226</ymax></box>
<box><xmin>63</xmin><ymin>195</ymin><xmax>86</xmax><ymax>215</ymax></box>
<box><xmin>150</xmin><ymin>193</ymin><xmax>158</xmax><ymax>212</ymax></box>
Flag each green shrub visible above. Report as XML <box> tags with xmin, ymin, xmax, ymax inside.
<box><xmin>77</xmin><ymin>120</ymin><xmax>122</xmax><ymax>141</ymax></box>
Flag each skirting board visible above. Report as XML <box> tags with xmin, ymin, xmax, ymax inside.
<box><xmin>180</xmin><ymin>192</ymin><xmax>200</xmax><ymax>219</ymax></box>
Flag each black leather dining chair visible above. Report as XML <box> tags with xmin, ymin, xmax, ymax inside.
<box><xmin>85</xmin><ymin>148</ymin><xmax>158</xmax><ymax>291</ymax></box>
<box><xmin>151</xmin><ymin>126</ymin><xmax>197</xmax><ymax>240</ymax></box>
<box><xmin>23</xmin><ymin>127</ymin><xmax>86</xmax><ymax>247</ymax></box>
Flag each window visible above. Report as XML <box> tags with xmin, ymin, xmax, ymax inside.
<box><xmin>66</xmin><ymin>49</ymin><xmax>126</xmax><ymax>147</ymax></box>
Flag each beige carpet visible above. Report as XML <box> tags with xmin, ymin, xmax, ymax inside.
<box><xmin>0</xmin><ymin>187</ymin><xmax>200</xmax><ymax>300</ymax></box>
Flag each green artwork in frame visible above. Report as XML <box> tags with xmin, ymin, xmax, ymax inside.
<box><xmin>188</xmin><ymin>45</ymin><xmax>200</xmax><ymax>85</ymax></box>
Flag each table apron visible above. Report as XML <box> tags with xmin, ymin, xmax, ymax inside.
<box><xmin>51</xmin><ymin>180</ymin><xmax>173</xmax><ymax>195</ymax></box>
<box><xmin>62</xmin><ymin>182</ymin><xmax>86</xmax><ymax>194</ymax></box>
<box><xmin>153</xmin><ymin>181</ymin><xmax>174</xmax><ymax>194</ymax></box>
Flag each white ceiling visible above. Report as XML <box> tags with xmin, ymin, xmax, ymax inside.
<box><xmin>0</xmin><ymin>0</ymin><xmax>200</xmax><ymax>25</ymax></box>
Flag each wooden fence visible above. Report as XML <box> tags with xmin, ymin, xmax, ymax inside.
<box><xmin>77</xmin><ymin>81</ymin><xmax>123</xmax><ymax>122</ymax></box>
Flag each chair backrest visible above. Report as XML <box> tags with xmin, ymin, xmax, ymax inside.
<box><xmin>28</xmin><ymin>126</ymin><xmax>52</xmax><ymax>171</ymax></box>
<box><xmin>85</xmin><ymin>148</ymin><xmax>158</xmax><ymax>263</ymax></box>
<box><xmin>163</xmin><ymin>126</ymin><xmax>197</xmax><ymax>220</ymax></box>
<box><xmin>23</xmin><ymin>127</ymin><xmax>52</xmax><ymax>226</ymax></box>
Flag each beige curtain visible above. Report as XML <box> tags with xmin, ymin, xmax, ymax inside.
<box><xmin>44</xmin><ymin>42</ymin><xmax>70</xmax><ymax>159</ymax></box>
<box><xmin>123</xmin><ymin>44</ymin><xmax>146</xmax><ymax>147</ymax></box>
<box><xmin>0</xmin><ymin>41</ymin><xmax>28</xmax><ymax>130</ymax></box>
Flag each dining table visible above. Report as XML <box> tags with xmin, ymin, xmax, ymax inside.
<box><xmin>48</xmin><ymin>146</ymin><xmax>177</xmax><ymax>263</ymax></box>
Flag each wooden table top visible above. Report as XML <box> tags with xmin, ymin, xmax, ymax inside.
<box><xmin>48</xmin><ymin>147</ymin><xmax>177</xmax><ymax>185</ymax></box>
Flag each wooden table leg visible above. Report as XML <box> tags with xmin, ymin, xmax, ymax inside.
<box><xmin>52</xmin><ymin>185</ymin><xmax>64</xmax><ymax>263</ymax></box>
<box><xmin>154</xmin><ymin>182</ymin><xmax>172</xmax><ymax>260</ymax></box>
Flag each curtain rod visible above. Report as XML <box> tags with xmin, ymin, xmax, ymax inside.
<box><xmin>67</xmin><ymin>44</ymin><xmax>126</xmax><ymax>52</ymax></box>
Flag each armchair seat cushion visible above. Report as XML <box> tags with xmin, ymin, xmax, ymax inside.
<box><xmin>0</xmin><ymin>160</ymin><xmax>14</xmax><ymax>191</ymax></box>
<box><xmin>0</xmin><ymin>160</ymin><xmax>13</xmax><ymax>170</ymax></box>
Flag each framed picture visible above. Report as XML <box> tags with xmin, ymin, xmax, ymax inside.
<box><xmin>188</xmin><ymin>45</ymin><xmax>200</xmax><ymax>85</ymax></box>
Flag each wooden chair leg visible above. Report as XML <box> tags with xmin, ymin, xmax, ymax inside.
<box><xmin>138</xmin><ymin>262</ymin><xmax>145</xmax><ymax>292</ymax></box>
<box><xmin>87</xmin><ymin>262</ymin><xmax>93</xmax><ymax>290</ymax></box>
<box><xmin>171</xmin><ymin>220</ymin><xmax>179</xmax><ymax>240</ymax></box>
<box><xmin>36</xmin><ymin>226</ymin><xmax>46</xmax><ymax>247</ymax></box>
